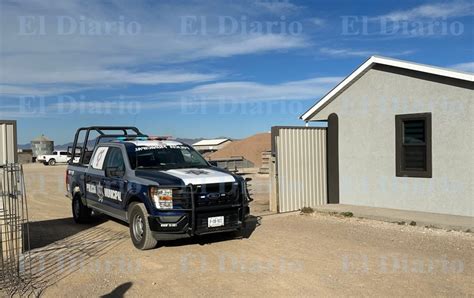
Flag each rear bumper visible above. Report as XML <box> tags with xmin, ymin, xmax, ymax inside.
<box><xmin>148</xmin><ymin>205</ymin><xmax>250</xmax><ymax>240</ymax></box>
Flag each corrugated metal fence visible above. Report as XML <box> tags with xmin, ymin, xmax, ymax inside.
<box><xmin>270</xmin><ymin>127</ymin><xmax>327</xmax><ymax>212</ymax></box>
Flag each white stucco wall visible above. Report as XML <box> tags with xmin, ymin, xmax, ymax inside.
<box><xmin>310</xmin><ymin>67</ymin><xmax>473</xmax><ymax>216</ymax></box>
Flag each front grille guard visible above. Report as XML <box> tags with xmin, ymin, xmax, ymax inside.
<box><xmin>151</xmin><ymin>183</ymin><xmax>247</xmax><ymax>235</ymax></box>
<box><xmin>171</xmin><ymin>183</ymin><xmax>242</xmax><ymax>209</ymax></box>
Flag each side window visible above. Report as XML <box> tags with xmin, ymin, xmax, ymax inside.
<box><xmin>60</xmin><ymin>152</ymin><xmax>68</xmax><ymax>156</ymax></box>
<box><xmin>104</xmin><ymin>147</ymin><xmax>125</xmax><ymax>171</ymax></box>
<box><xmin>91</xmin><ymin>147</ymin><xmax>109</xmax><ymax>170</ymax></box>
<box><xmin>395</xmin><ymin>113</ymin><xmax>432</xmax><ymax>178</ymax></box>
<box><xmin>181</xmin><ymin>149</ymin><xmax>193</xmax><ymax>163</ymax></box>
<box><xmin>180</xmin><ymin>148</ymin><xmax>201</xmax><ymax>164</ymax></box>
<box><xmin>52</xmin><ymin>151</ymin><xmax>57</xmax><ymax>155</ymax></box>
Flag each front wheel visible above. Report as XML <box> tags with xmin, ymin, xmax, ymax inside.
<box><xmin>48</xmin><ymin>159</ymin><xmax>56</xmax><ymax>166</ymax></box>
<box><xmin>72</xmin><ymin>195</ymin><xmax>92</xmax><ymax>223</ymax></box>
<box><xmin>128</xmin><ymin>203</ymin><xmax>157</xmax><ymax>250</ymax></box>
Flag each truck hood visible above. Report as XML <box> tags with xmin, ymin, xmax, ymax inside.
<box><xmin>134</xmin><ymin>167</ymin><xmax>237</xmax><ymax>186</ymax></box>
<box><xmin>165</xmin><ymin>168</ymin><xmax>236</xmax><ymax>185</ymax></box>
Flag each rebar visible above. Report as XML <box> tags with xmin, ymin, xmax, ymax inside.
<box><xmin>0</xmin><ymin>163</ymin><xmax>33</xmax><ymax>296</ymax></box>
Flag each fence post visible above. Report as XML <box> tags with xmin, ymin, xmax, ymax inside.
<box><xmin>269</xmin><ymin>155</ymin><xmax>278</xmax><ymax>213</ymax></box>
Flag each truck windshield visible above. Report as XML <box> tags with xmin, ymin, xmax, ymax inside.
<box><xmin>132</xmin><ymin>144</ymin><xmax>209</xmax><ymax>169</ymax></box>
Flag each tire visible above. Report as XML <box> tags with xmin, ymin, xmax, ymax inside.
<box><xmin>48</xmin><ymin>159</ymin><xmax>56</xmax><ymax>166</ymax></box>
<box><xmin>43</xmin><ymin>162</ymin><xmax>48</xmax><ymax>166</ymax></box>
<box><xmin>128</xmin><ymin>202</ymin><xmax>157</xmax><ymax>250</ymax></box>
<box><xmin>72</xmin><ymin>195</ymin><xmax>92</xmax><ymax>223</ymax></box>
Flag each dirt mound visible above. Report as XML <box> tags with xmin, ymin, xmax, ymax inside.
<box><xmin>208</xmin><ymin>133</ymin><xmax>270</xmax><ymax>167</ymax></box>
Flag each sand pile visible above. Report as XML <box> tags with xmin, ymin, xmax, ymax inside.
<box><xmin>208</xmin><ymin>132</ymin><xmax>270</xmax><ymax>167</ymax></box>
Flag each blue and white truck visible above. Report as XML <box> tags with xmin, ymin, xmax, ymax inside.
<box><xmin>66</xmin><ymin>126</ymin><xmax>250</xmax><ymax>250</ymax></box>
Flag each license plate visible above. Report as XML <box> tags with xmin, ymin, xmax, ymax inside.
<box><xmin>208</xmin><ymin>216</ymin><xmax>224</xmax><ymax>227</ymax></box>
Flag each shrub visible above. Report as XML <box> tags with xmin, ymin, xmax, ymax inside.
<box><xmin>300</xmin><ymin>207</ymin><xmax>314</xmax><ymax>214</ymax></box>
<box><xmin>340</xmin><ymin>211</ymin><xmax>353</xmax><ymax>217</ymax></box>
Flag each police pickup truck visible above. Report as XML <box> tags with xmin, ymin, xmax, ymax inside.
<box><xmin>66</xmin><ymin>127</ymin><xmax>250</xmax><ymax>250</ymax></box>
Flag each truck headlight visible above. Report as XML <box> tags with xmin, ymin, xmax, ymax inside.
<box><xmin>149</xmin><ymin>187</ymin><xmax>173</xmax><ymax>209</ymax></box>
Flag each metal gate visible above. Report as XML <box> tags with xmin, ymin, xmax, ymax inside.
<box><xmin>270</xmin><ymin>127</ymin><xmax>327</xmax><ymax>213</ymax></box>
<box><xmin>1</xmin><ymin>164</ymin><xmax>32</xmax><ymax>295</ymax></box>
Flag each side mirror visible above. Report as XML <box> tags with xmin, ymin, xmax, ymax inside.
<box><xmin>245</xmin><ymin>177</ymin><xmax>252</xmax><ymax>182</ymax></box>
<box><xmin>106</xmin><ymin>167</ymin><xmax>124</xmax><ymax>178</ymax></box>
<box><xmin>209</xmin><ymin>161</ymin><xmax>218</xmax><ymax>167</ymax></box>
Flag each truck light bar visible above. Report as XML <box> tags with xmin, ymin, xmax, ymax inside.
<box><xmin>147</xmin><ymin>136</ymin><xmax>173</xmax><ymax>140</ymax></box>
<box><xmin>116</xmin><ymin>136</ymin><xmax>172</xmax><ymax>141</ymax></box>
<box><xmin>116</xmin><ymin>136</ymin><xmax>148</xmax><ymax>141</ymax></box>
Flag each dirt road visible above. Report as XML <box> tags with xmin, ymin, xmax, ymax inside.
<box><xmin>11</xmin><ymin>163</ymin><xmax>474</xmax><ymax>296</ymax></box>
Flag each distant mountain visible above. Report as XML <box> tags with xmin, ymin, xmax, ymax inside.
<box><xmin>18</xmin><ymin>140</ymin><xmax>95</xmax><ymax>151</ymax></box>
<box><xmin>18</xmin><ymin>143</ymin><xmax>31</xmax><ymax>150</ymax></box>
<box><xmin>18</xmin><ymin>137</ymin><xmax>232</xmax><ymax>150</ymax></box>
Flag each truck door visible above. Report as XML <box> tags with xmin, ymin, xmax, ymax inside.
<box><xmin>85</xmin><ymin>146</ymin><xmax>109</xmax><ymax>209</ymax></box>
<box><xmin>101</xmin><ymin>147</ymin><xmax>126</xmax><ymax>212</ymax></box>
<box><xmin>59</xmin><ymin>151</ymin><xmax>69</xmax><ymax>163</ymax></box>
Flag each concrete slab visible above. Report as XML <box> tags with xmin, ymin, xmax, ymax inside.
<box><xmin>314</xmin><ymin>204</ymin><xmax>474</xmax><ymax>232</ymax></box>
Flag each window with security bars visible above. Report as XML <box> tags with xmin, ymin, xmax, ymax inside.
<box><xmin>395</xmin><ymin>113</ymin><xmax>432</xmax><ymax>178</ymax></box>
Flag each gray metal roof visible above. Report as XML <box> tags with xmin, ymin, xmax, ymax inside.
<box><xmin>193</xmin><ymin>139</ymin><xmax>230</xmax><ymax>146</ymax></box>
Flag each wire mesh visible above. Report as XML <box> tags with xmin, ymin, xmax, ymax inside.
<box><xmin>0</xmin><ymin>163</ymin><xmax>34</xmax><ymax>296</ymax></box>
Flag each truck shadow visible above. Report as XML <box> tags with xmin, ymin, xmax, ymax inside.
<box><xmin>239</xmin><ymin>214</ymin><xmax>261</xmax><ymax>238</ymax></box>
<box><xmin>158</xmin><ymin>214</ymin><xmax>262</xmax><ymax>248</ymax></box>
<box><xmin>26</xmin><ymin>217</ymin><xmax>107</xmax><ymax>250</ymax></box>
<box><xmin>18</xmin><ymin>216</ymin><xmax>128</xmax><ymax>296</ymax></box>
<box><xmin>26</xmin><ymin>213</ymin><xmax>261</xmax><ymax>252</ymax></box>
<box><xmin>13</xmin><ymin>214</ymin><xmax>260</xmax><ymax>295</ymax></box>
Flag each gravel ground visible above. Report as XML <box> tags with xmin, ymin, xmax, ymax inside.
<box><xmin>4</xmin><ymin>163</ymin><xmax>472</xmax><ymax>297</ymax></box>
<box><xmin>239</xmin><ymin>168</ymin><xmax>272</xmax><ymax>215</ymax></box>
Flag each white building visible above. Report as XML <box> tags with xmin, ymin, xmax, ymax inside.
<box><xmin>192</xmin><ymin>139</ymin><xmax>232</xmax><ymax>153</ymax></box>
<box><xmin>300</xmin><ymin>56</ymin><xmax>473</xmax><ymax>216</ymax></box>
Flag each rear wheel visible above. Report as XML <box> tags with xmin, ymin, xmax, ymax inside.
<box><xmin>48</xmin><ymin>159</ymin><xmax>56</xmax><ymax>166</ymax></box>
<box><xmin>72</xmin><ymin>195</ymin><xmax>92</xmax><ymax>223</ymax></box>
<box><xmin>128</xmin><ymin>202</ymin><xmax>157</xmax><ymax>250</ymax></box>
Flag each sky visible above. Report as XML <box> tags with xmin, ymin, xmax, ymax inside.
<box><xmin>0</xmin><ymin>0</ymin><xmax>473</xmax><ymax>144</ymax></box>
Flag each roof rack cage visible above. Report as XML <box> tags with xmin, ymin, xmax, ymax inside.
<box><xmin>70</xmin><ymin>126</ymin><xmax>147</xmax><ymax>165</ymax></box>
